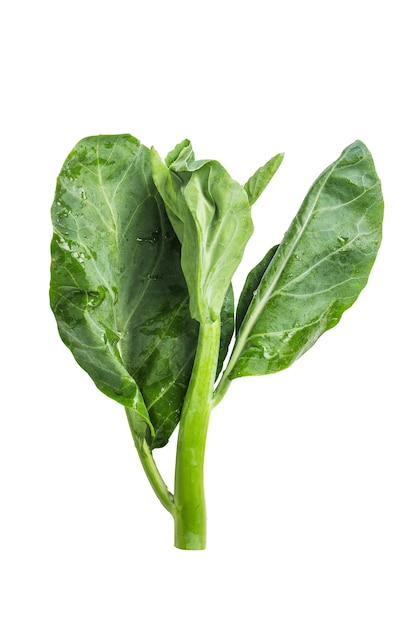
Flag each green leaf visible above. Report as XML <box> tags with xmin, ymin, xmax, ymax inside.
<box><xmin>151</xmin><ymin>141</ymin><xmax>254</xmax><ymax>324</ymax></box>
<box><xmin>225</xmin><ymin>140</ymin><xmax>384</xmax><ymax>379</ymax></box>
<box><xmin>235</xmin><ymin>244</ymin><xmax>279</xmax><ymax>333</ymax></box>
<box><xmin>244</xmin><ymin>152</ymin><xmax>284</xmax><ymax>205</ymax></box>
<box><xmin>217</xmin><ymin>284</ymin><xmax>234</xmax><ymax>379</ymax></box>
<box><xmin>50</xmin><ymin>134</ymin><xmax>199</xmax><ymax>448</ymax></box>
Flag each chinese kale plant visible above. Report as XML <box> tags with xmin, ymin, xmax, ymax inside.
<box><xmin>50</xmin><ymin>135</ymin><xmax>383</xmax><ymax>549</ymax></box>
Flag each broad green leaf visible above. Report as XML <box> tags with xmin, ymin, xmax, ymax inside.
<box><xmin>50</xmin><ymin>134</ymin><xmax>199</xmax><ymax>448</ymax></box>
<box><xmin>151</xmin><ymin>141</ymin><xmax>254</xmax><ymax>324</ymax></box>
<box><xmin>226</xmin><ymin>140</ymin><xmax>384</xmax><ymax>379</ymax></box>
<box><xmin>244</xmin><ymin>153</ymin><xmax>284</xmax><ymax>205</ymax></box>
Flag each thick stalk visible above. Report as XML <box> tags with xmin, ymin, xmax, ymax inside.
<box><xmin>126</xmin><ymin>408</ymin><xmax>176</xmax><ymax>517</ymax></box>
<box><xmin>174</xmin><ymin>320</ymin><xmax>221</xmax><ymax>550</ymax></box>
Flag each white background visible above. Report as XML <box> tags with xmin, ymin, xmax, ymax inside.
<box><xmin>1</xmin><ymin>1</ymin><xmax>416</xmax><ymax>624</ymax></box>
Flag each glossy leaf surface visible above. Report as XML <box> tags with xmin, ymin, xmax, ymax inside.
<box><xmin>227</xmin><ymin>140</ymin><xmax>384</xmax><ymax>378</ymax></box>
<box><xmin>151</xmin><ymin>141</ymin><xmax>254</xmax><ymax>323</ymax></box>
<box><xmin>50</xmin><ymin>135</ymin><xmax>199</xmax><ymax>448</ymax></box>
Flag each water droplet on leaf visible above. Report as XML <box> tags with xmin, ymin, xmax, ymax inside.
<box><xmin>337</xmin><ymin>235</ymin><xmax>349</xmax><ymax>245</ymax></box>
<box><xmin>86</xmin><ymin>286</ymin><xmax>106</xmax><ymax>308</ymax></box>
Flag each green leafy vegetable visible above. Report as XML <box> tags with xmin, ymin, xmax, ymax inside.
<box><xmin>50</xmin><ymin>135</ymin><xmax>383</xmax><ymax>549</ymax></box>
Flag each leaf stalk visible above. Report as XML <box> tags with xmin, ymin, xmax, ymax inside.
<box><xmin>126</xmin><ymin>409</ymin><xmax>176</xmax><ymax>517</ymax></box>
<box><xmin>173</xmin><ymin>319</ymin><xmax>221</xmax><ymax>549</ymax></box>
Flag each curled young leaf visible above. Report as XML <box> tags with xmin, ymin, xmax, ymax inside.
<box><xmin>151</xmin><ymin>141</ymin><xmax>254</xmax><ymax>324</ymax></box>
<box><xmin>244</xmin><ymin>152</ymin><xmax>284</xmax><ymax>206</ymax></box>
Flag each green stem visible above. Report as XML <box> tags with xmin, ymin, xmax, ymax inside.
<box><xmin>174</xmin><ymin>319</ymin><xmax>221</xmax><ymax>550</ymax></box>
<box><xmin>126</xmin><ymin>408</ymin><xmax>176</xmax><ymax>517</ymax></box>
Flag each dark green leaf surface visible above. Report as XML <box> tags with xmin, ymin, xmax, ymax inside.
<box><xmin>244</xmin><ymin>153</ymin><xmax>284</xmax><ymax>206</ymax></box>
<box><xmin>227</xmin><ymin>140</ymin><xmax>384</xmax><ymax>379</ymax></box>
<box><xmin>151</xmin><ymin>141</ymin><xmax>254</xmax><ymax>323</ymax></box>
<box><xmin>50</xmin><ymin>135</ymin><xmax>199</xmax><ymax>448</ymax></box>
